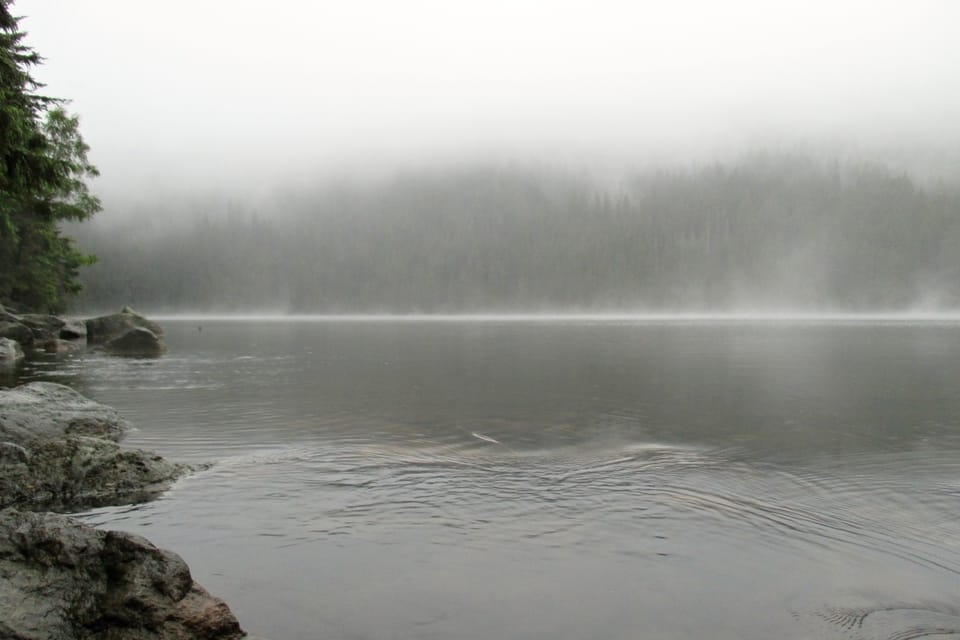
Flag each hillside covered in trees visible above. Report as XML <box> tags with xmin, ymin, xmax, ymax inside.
<box><xmin>72</xmin><ymin>154</ymin><xmax>960</xmax><ymax>313</ymax></box>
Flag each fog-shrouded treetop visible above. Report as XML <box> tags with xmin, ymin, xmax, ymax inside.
<box><xmin>71</xmin><ymin>155</ymin><xmax>960</xmax><ymax>314</ymax></box>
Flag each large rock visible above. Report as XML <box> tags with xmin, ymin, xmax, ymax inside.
<box><xmin>0</xmin><ymin>509</ymin><xmax>247</xmax><ymax>639</ymax></box>
<box><xmin>0</xmin><ymin>337</ymin><xmax>24</xmax><ymax>367</ymax></box>
<box><xmin>0</xmin><ymin>382</ymin><xmax>129</xmax><ymax>444</ymax></box>
<box><xmin>0</xmin><ymin>319</ymin><xmax>33</xmax><ymax>345</ymax></box>
<box><xmin>101</xmin><ymin>326</ymin><xmax>167</xmax><ymax>356</ymax></box>
<box><xmin>86</xmin><ymin>307</ymin><xmax>165</xmax><ymax>345</ymax></box>
<box><xmin>18</xmin><ymin>313</ymin><xmax>66</xmax><ymax>343</ymax></box>
<box><xmin>0</xmin><ymin>383</ymin><xmax>186</xmax><ymax>510</ymax></box>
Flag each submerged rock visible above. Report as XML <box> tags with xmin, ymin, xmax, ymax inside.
<box><xmin>0</xmin><ymin>383</ymin><xmax>186</xmax><ymax>511</ymax></box>
<box><xmin>43</xmin><ymin>337</ymin><xmax>85</xmax><ymax>354</ymax></box>
<box><xmin>0</xmin><ymin>509</ymin><xmax>247</xmax><ymax>640</ymax></box>
<box><xmin>0</xmin><ymin>337</ymin><xmax>24</xmax><ymax>366</ymax></box>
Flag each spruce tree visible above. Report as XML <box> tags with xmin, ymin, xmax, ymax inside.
<box><xmin>0</xmin><ymin>0</ymin><xmax>99</xmax><ymax>312</ymax></box>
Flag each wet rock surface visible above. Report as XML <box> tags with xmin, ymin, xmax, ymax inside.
<box><xmin>0</xmin><ymin>383</ymin><xmax>185</xmax><ymax>511</ymax></box>
<box><xmin>0</xmin><ymin>384</ymin><xmax>248</xmax><ymax>638</ymax></box>
<box><xmin>0</xmin><ymin>435</ymin><xmax>186</xmax><ymax>511</ymax></box>
<box><xmin>86</xmin><ymin>307</ymin><xmax>166</xmax><ymax>355</ymax></box>
<box><xmin>0</xmin><ymin>509</ymin><xmax>246</xmax><ymax>640</ymax></box>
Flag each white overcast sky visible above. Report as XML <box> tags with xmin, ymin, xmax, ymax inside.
<box><xmin>16</xmin><ymin>0</ymin><xmax>960</xmax><ymax>193</ymax></box>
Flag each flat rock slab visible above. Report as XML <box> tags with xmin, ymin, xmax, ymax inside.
<box><xmin>0</xmin><ymin>509</ymin><xmax>246</xmax><ymax>640</ymax></box>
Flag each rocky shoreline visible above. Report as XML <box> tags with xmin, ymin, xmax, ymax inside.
<box><xmin>0</xmin><ymin>305</ymin><xmax>166</xmax><ymax>364</ymax></box>
<box><xmin>0</xmin><ymin>312</ymin><xmax>250</xmax><ymax>639</ymax></box>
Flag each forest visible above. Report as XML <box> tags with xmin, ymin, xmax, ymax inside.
<box><xmin>71</xmin><ymin>153</ymin><xmax>960</xmax><ymax>313</ymax></box>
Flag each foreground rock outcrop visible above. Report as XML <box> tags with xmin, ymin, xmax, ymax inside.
<box><xmin>86</xmin><ymin>307</ymin><xmax>166</xmax><ymax>356</ymax></box>
<box><xmin>0</xmin><ymin>382</ymin><xmax>186</xmax><ymax>511</ymax></box>
<box><xmin>0</xmin><ymin>509</ymin><xmax>246</xmax><ymax>640</ymax></box>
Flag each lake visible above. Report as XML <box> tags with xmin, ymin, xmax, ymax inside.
<box><xmin>8</xmin><ymin>317</ymin><xmax>960</xmax><ymax>639</ymax></box>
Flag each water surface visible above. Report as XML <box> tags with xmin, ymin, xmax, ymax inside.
<box><xmin>9</xmin><ymin>318</ymin><xmax>960</xmax><ymax>639</ymax></box>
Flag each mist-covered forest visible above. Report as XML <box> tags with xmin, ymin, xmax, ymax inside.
<box><xmin>71</xmin><ymin>153</ymin><xmax>960</xmax><ymax>313</ymax></box>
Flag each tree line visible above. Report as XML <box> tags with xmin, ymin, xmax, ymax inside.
<box><xmin>72</xmin><ymin>155</ymin><xmax>960</xmax><ymax>313</ymax></box>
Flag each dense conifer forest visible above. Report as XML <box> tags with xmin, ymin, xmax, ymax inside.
<box><xmin>73</xmin><ymin>154</ymin><xmax>960</xmax><ymax>313</ymax></box>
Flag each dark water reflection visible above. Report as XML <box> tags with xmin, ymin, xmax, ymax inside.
<box><xmin>8</xmin><ymin>319</ymin><xmax>960</xmax><ymax>639</ymax></box>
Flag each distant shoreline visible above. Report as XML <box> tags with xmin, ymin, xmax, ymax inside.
<box><xmin>144</xmin><ymin>312</ymin><xmax>960</xmax><ymax>324</ymax></box>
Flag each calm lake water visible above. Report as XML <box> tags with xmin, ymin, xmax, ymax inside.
<box><xmin>8</xmin><ymin>318</ymin><xmax>960</xmax><ymax>639</ymax></box>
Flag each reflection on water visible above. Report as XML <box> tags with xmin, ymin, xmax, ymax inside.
<box><xmin>7</xmin><ymin>319</ymin><xmax>960</xmax><ymax>639</ymax></box>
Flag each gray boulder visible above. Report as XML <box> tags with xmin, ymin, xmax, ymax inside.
<box><xmin>18</xmin><ymin>313</ymin><xmax>66</xmax><ymax>343</ymax></box>
<box><xmin>101</xmin><ymin>326</ymin><xmax>167</xmax><ymax>356</ymax></box>
<box><xmin>0</xmin><ymin>509</ymin><xmax>246</xmax><ymax>640</ymax></box>
<box><xmin>0</xmin><ymin>382</ymin><xmax>129</xmax><ymax>444</ymax></box>
<box><xmin>0</xmin><ymin>319</ymin><xmax>33</xmax><ymax>345</ymax></box>
<box><xmin>86</xmin><ymin>307</ymin><xmax>164</xmax><ymax>345</ymax></box>
<box><xmin>0</xmin><ymin>337</ymin><xmax>24</xmax><ymax>366</ymax></box>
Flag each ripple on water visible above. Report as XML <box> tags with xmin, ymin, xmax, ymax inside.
<box><xmin>78</xmin><ymin>438</ymin><xmax>960</xmax><ymax>578</ymax></box>
<box><xmin>790</xmin><ymin>593</ymin><xmax>960</xmax><ymax>640</ymax></box>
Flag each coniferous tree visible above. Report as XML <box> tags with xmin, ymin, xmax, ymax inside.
<box><xmin>0</xmin><ymin>0</ymin><xmax>99</xmax><ymax>312</ymax></box>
